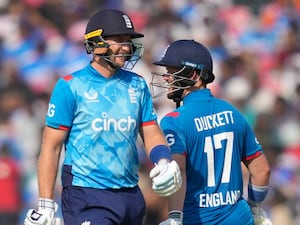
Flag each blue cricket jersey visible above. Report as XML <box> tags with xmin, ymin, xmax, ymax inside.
<box><xmin>160</xmin><ymin>89</ymin><xmax>260</xmax><ymax>225</ymax></box>
<box><xmin>46</xmin><ymin>64</ymin><xmax>157</xmax><ymax>189</ymax></box>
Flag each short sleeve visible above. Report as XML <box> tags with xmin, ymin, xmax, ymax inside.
<box><xmin>46</xmin><ymin>78</ymin><xmax>76</xmax><ymax>129</ymax></box>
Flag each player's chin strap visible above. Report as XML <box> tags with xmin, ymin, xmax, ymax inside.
<box><xmin>174</xmin><ymin>93</ymin><xmax>183</xmax><ymax>109</ymax></box>
<box><xmin>94</xmin><ymin>42</ymin><xmax>141</xmax><ymax>70</ymax></box>
<box><xmin>94</xmin><ymin>48</ymin><xmax>122</xmax><ymax>70</ymax></box>
<box><xmin>101</xmin><ymin>55</ymin><xmax>121</xmax><ymax>69</ymax></box>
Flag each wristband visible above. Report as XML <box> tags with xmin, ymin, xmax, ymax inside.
<box><xmin>150</xmin><ymin>145</ymin><xmax>171</xmax><ymax>164</ymax></box>
<box><xmin>38</xmin><ymin>198</ymin><xmax>55</xmax><ymax>210</ymax></box>
<box><xmin>168</xmin><ymin>210</ymin><xmax>183</xmax><ymax>220</ymax></box>
<box><xmin>248</xmin><ymin>183</ymin><xmax>268</xmax><ymax>203</ymax></box>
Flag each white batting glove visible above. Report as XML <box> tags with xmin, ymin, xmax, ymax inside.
<box><xmin>149</xmin><ymin>159</ymin><xmax>182</xmax><ymax>196</ymax></box>
<box><xmin>248</xmin><ymin>200</ymin><xmax>272</xmax><ymax>225</ymax></box>
<box><xmin>24</xmin><ymin>198</ymin><xmax>63</xmax><ymax>225</ymax></box>
<box><xmin>159</xmin><ymin>210</ymin><xmax>183</xmax><ymax>225</ymax></box>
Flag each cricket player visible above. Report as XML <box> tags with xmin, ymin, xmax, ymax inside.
<box><xmin>23</xmin><ymin>9</ymin><xmax>182</xmax><ymax>225</ymax></box>
<box><xmin>150</xmin><ymin>39</ymin><xmax>272</xmax><ymax>225</ymax></box>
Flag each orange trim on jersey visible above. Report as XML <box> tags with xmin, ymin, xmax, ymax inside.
<box><xmin>58</xmin><ymin>125</ymin><xmax>69</xmax><ymax>131</ymax></box>
<box><xmin>166</xmin><ymin>112</ymin><xmax>180</xmax><ymax>117</ymax></box>
<box><xmin>63</xmin><ymin>75</ymin><xmax>73</xmax><ymax>81</ymax></box>
<box><xmin>141</xmin><ymin>120</ymin><xmax>157</xmax><ymax>126</ymax></box>
<box><xmin>244</xmin><ymin>151</ymin><xmax>262</xmax><ymax>161</ymax></box>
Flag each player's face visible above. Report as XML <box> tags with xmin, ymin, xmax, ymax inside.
<box><xmin>164</xmin><ymin>66</ymin><xmax>182</xmax><ymax>99</ymax></box>
<box><xmin>104</xmin><ymin>35</ymin><xmax>133</xmax><ymax>67</ymax></box>
<box><xmin>164</xmin><ymin>67</ymin><xmax>178</xmax><ymax>82</ymax></box>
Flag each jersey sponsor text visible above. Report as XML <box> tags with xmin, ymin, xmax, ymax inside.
<box><xmin>91</xmin><ymin>112</ymin><xmax>137</xmax><ymax>132</ymax></box>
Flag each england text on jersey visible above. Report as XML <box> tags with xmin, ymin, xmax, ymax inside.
<box><xmin>199</xmin><ymin>190</ymin><xmax>241</xmax><ymax>208</ymax></box>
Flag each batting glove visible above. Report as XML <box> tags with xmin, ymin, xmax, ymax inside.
<box><xmin>24</xmin><ymin>198</ymin><xmax>63</xmax><ymax>225</ymax></box>
<box><xmin>159</xmin><ymin>210</ymin><xmax>183</xmax><ymax>225</ymax></box>
<box><xmin>149</xmin><ymin>159</ymin><xmax>182</xmax><ymax>196</ymax></box>
<box><xmin>248</xmin><ymin>200</ymin><xmax>272</xmax><ymax>225</ymax></box>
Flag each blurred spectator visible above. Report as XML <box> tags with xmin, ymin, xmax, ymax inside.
<box><xmin>0</xmin><ymin>142</ymin><xmax>22</xmax><ymax>225</ymax></box>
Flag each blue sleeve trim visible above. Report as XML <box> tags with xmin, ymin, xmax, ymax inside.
<box><xmin>149</xmin><ymin>145</ymin><xmax>171</xmax><ymax>164</ymax></box>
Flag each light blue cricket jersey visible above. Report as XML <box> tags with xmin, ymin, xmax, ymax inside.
<box><xmin>160</xmin><ymin>89</ymin><xmax>260</xmax><ymax>225</ymax></box>
<box><xmin>46</xmin><ymin>64</ymin><xmax>157</xmax><ymax>189</ymax></box>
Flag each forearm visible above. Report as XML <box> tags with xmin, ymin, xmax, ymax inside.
<box><xmin>158</xmin><ymin>170</ymin><xmax>186</xmax><ymax>225</ymax></box>
<box><xmin>25</xmin><ymin>127</ymin><xmax>65</xmax><ymax>225</ymax></box>
<box><xmin>246</xmin><ymin>154</ymin><xmax>271</xmax><ymax>204</ymax></box>
<box><xmin>247</xmin><ymin>154</ymin><xmax>271</xmax><ymax>186</ymax></box>
<box><xmin>140</xmin><ymin>124</ymin><xmax>169</xmax><ymax>158</ymax></box>
<box><xmin>38</xmin><ymin>127</ymin><xmax>64</xmax><ymax>199</ymax></box>
<box><xmin>167</xmin><ymin>154</ymin><xmax>186</xmax><ymax>211</ymax></box>
<box><xmin>38</xmin><ymin>145</ymin><xmax>61</xmax><ymax>199</ymax></box>
<box><xmin>249</xmin><ymin>174</ymin><xmax>270</xmax><ymax>186</ymax></box>
<box><xmin>168</xmin><ymin>172</ymin><xmax>186</xmax><ymax>211</ymax></box>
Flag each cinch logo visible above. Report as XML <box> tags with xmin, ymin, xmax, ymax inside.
<box><xmin>91</xmin><ymin>112</ymin><xmax>137</xmax><ymax>132</ymax></box>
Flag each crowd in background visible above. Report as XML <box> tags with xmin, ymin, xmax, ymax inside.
<box><xmin>0</xmin><ymin>0</ymin><xmax>299</xmax><ymax>225</ymax></box>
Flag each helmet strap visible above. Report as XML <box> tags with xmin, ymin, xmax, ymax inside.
<box><xmin>94</xmin><ymin>53</ymin><xmax>120</xmax><ymax>70</ymax></box>
<box><xmin>103</xmin><ymin>57</ymin><xmax>120</xmax><ymax>69</ymax></box>
<box><xmin>174</xmin><ymin>92</ymin><xmax>183</xmax><ymax>108</ymax></box>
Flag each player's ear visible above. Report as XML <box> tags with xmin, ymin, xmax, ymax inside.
<box><xmin>191</xmin><ymin>70</ymin><xmax>200</xmax><ymax>81</ymax></box>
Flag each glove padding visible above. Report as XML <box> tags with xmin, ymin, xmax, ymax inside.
<box><xmin>159</xmin><ymin>210</ymin><xmax>183</xmax><ymax>225</ymax></box>
<box><xmin>149</xmin><ymin>160</ymin><xmax>182</xmax><ymax>197</ymax></box>
<box><xmin>248</xmin><ymin>200</ymin><xmax>272</xmax><ymax>225</ymax></box>
<box><xmin>24</xmin><ymin>198</ymin><xmax>62</xmax><ymax>225</ymax></box>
